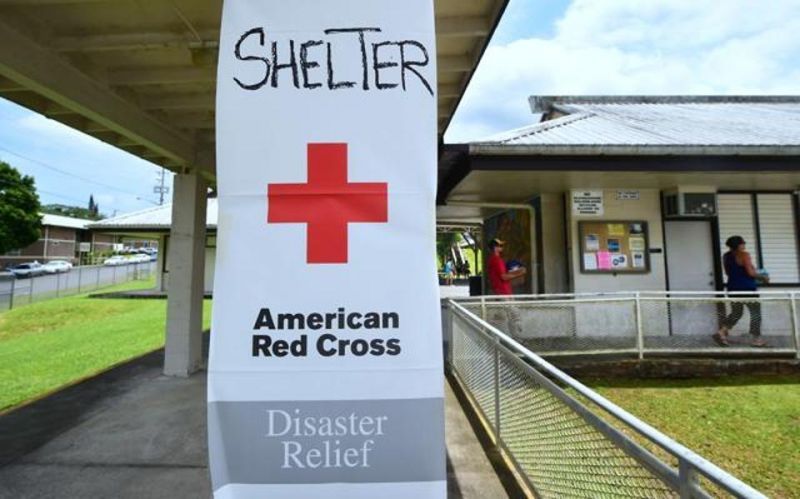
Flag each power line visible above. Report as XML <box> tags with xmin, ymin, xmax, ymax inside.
<box><xmin>0</xmin><ymin>144</ymin><xmax>153</xmax><ymax>200</ymax></box>
<box><xmin>38</xmin><ymin>189</ymin><xmax>90</xmax><ymax>205</ymax></box>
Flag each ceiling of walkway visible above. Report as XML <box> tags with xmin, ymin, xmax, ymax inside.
<box><xmin>0</xmin><ymin>0</ymin><xmax>507</xmax><ymax>179</ymax></box>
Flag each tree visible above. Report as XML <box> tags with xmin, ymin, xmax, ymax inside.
<box><xmin>88</xmin><ymin>194</ymin><xmax>99</xmax><ymax>218</ymax></box>
<box><xmin>0</xmin><ymin>161</ymin><xmax>41</xmax><ymax>255</ymax></box>
<box><xmin>436</xmin><ymin>231</ymin><xmax>459</xmax><ymax>269</ymax></box>
<box><xmin>41</xmin><ymin>200</ymin><xmax>105</xmax><ymax>221</ymax></box>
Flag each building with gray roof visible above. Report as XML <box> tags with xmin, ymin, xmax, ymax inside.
<box><xmin>438</xmin><ymin>96</ymin><xmax>800</xmax><ymax>296</ymax></box>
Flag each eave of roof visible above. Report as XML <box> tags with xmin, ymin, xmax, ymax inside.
<box><xmin>469</xmin><ymin>143</ymin><xmax>800</xmax><ymax>156</ymax></box>
<box><xmin>471</xmin><ymin>96</ymin><xmax>800</xmax><ymax>156</ymax></box>
<box><xmin>40</xmin><ymin>213</ymin><xmax>92</xmax><ymax>229</ymax></box>
<box><xmin>89</xmin><ymin>198</ymin><xmax>218</xmax><ymax>231</ymax></box>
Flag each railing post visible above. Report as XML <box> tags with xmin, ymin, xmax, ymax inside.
<box><xmin>493</xmin><ymin>336</ymin><xmax>501</xmax><ymax>443</ymax></box>
<box><xmin>678</xmin><ymin>458</ymin><xmax>697</xmax><ymax>499</ymax></box>
<box><xmin>442</xmin><ymin>301</ymin><xmax>452</xmax><ymax>366</ymax></box>
<box><xmin>9</xmin><ymin>277</ymin><xmax>15</xmax><ymax>310</ymax></box>
<box><xmin>493</xmin><ymin>337</ymin><xmax>500</xmax><ymax>447</ymax></box>
<box><xmin>95</xmin><ymin>266</ymin><xmax>101</xmax><ymax>290</ymax></box>
<box><xmin>29</xmin><ymin>276</ymin><xmax>34</xmax><ymax>304</ymax></box>
<box><xmin>77</xmin><ymin>266</ymin><xmax>82</xmax><ymax>293</ymax></box>
<box><xmin>635</xmin><ymin>292</ymin><xmax>644</xmax><ymax>360</ymax></box>
<box><xmin>480</xmin><ymin>295</ymin><xmax>487</xmax><ymax>322</ymax></box>
<box><xmin>790</xmin><ymin>292</ymin><xmax>800</xmax><ymax>360</ymax></box>
<box><xmin>56</xmin><ymin>272</ymin><xmax>61</xmax><ymax>298</ymax></box>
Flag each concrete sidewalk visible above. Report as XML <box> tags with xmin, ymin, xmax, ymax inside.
<box><xmin>0</xmin><ymin>354</ymin><xmax>509</xmax><ymax>498</ymax></box>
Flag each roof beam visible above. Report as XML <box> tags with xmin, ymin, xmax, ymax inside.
<box><xmin>438</xmin><ymin>55</ymin><xmax>472</xmax><ymax>73</ymax></box>
<box><xmin>141</xmin><ymin>93</ymin><xmax>214</xmax><ymax>111</ymax></box>
<box><xmin>0</xmin><ymin>0</ymin><xmax>111</xmax><ymax>4</ymax></box>
<box><xmin>438</xmin><ymin>83</ymin><xmax>462</xmax><ymax>98</ymax></box>
<box><xmin>0</xmin><ymin>18</ymin><xmax>209</xmax><ymax>173</ymax></box>
<box><xmin>169</xmin><ymin>117</ymin><xmax>215</xmax><ymax>130</ymax></box>
<box><xmin>436</xmin><ymin>17</ymin><xmax>490</xmax><ymax>37</ymax></box>
<box><xmin>108</xmin><ymin>66</ymin><xmax>215</xmax><ymax>86</ymax></box>
<box><xmin>53</xmin><ymin>30</ymin><xmax>219</xmax><ymax>53</ymax></box>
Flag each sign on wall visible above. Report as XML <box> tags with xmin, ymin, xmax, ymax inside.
<box><xmin>209</xmin><ymin>1</ymin><xmax>444</xmax><ymax>498</ymax></box>
<box><xmin>572</xmin><ymin>190</ymin><xmax>604</xmax><ymax>216</ymax></box>
<box><xmin>615</xmin><ymin>190</ymin><xmax>640</xmax><ymax>201</ymax></box>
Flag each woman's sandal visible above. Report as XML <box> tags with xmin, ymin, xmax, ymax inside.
<box><xmin>712</xmin><ymin>332</ymin><xmax>729</xmax><ymax>347</ymax></box>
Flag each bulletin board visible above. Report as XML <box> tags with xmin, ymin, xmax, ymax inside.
<box><xmin>578</xmin><ymin>221</ymin><xmax>650</xmax><ymax>274</ymax></box>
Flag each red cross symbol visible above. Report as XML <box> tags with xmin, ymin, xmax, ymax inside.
<box><xmin>267</xmin><ymin>143</ymin><xmax>388</xmax><ymax>264</ymax></box>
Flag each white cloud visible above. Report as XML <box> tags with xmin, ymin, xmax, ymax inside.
<box><xmin>16</xmin><ymin>113</ymin><xmax>109</xmax><ymax>151</ymax></box>
<box><xmin>446</xmin><ymin>0</ymin><xmax>800</xmax><ymax>142</ymax></box>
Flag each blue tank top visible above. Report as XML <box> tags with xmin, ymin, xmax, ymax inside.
<box><xmin>724</xmin><ymin>252</ymin><xmax>757</xmax><ymax>291</ymax></box>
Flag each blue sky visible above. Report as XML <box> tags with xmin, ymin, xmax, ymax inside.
<box><xmin>446</xmin><ymin>0</ymin><xmax>800</xmax><ymax>141</ymax></box>
<box><xmin>1</xmin><ymin>0</ymin><xmax>799</xmax><ymax>215</ymax></box>
<box><xmin>0</xmin><ymin>99</ymin><xmax>171</xmax><ymax>216</ymax></box>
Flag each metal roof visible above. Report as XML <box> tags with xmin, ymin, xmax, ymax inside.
<box><xmin>90</xmin><ymin>198</ymin><xmax>218</xmax><ymax>231</ymax></box>
<box><xmin>41</xmin><ymin>213</ymin><xmax>92</xmax><ymax>230</ymax></box>
<box><xmin>472</xmin><ymin>96</ymin><xmax>800</xmax><ymax>155</ymax></box>
<box><xmin>0</xmin><ymin>0</ymin><xmax>507</xmax><ymax>178</ymax></box>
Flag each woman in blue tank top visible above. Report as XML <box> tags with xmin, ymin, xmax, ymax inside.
<box><xmin>714</xmin><ymin>236</ymin><xmax>766</xmax><ymax>347</ymax></box>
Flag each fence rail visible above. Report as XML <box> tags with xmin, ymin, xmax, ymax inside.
<box><xmin>0</xmin><ymin>262</ymin><xmax>155</xmax><ymax>311</ymax></box>
<box><xmin>454</xmin><ymin>291</ymin><xmax>800</xmax><ymax>359</ymax></box>
<box><xmin>445</xmin><ymin>299</ymin><xmax>767</xmax><ymax>498</ymax></box>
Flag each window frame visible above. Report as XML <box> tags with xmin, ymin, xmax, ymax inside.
<box><xmin>718</xmin><ymin>190</ymin><xmax>800</xmax><ymax>287</ymax></box>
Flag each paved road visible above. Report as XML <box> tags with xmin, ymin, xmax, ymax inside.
<box><xmin>0</xmin><ymin>262</ymin><xmax>156</xmax><ymax>309</ymax></box>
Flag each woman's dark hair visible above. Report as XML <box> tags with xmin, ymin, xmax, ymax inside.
<box><xmin>725</xmin><ymin>235</ymin><xmax>745</xmax><ymax>250</ymax></box>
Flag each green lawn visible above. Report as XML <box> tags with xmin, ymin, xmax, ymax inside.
<box><xmin>0</xmin><ymin>278</ymin><xmax>212</xmax><ymax>413</ymax></box>
<box><xmin>587</xmin><ymin>376</ymin><xmax>800</xmax><ymax>498</ymax></box>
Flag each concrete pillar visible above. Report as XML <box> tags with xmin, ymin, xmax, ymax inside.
<box><xmin>156</xmin><ymin>234</ymin><xmax>167</xmax><ymax>292</ymax></box>
<box><xmin>164</xmin><ymin>172</ymin><xmax>207</xmax><ymax>377</ymax></box>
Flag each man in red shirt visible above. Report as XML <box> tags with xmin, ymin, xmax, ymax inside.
<box><xmin>486</xmin><ymin>238</ymin><xmax>526</xmax><ymax>337</ymax></box>
<box><xmin>487</xmin><ymin>238</ymin><xmax>526</xmax><ymax>295</ymax></box>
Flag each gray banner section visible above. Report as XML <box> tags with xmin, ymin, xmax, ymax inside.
<box><xmin>208</xmin><ymin>398</ymin><xmax>445</xmax><ymax>487</ymax></box>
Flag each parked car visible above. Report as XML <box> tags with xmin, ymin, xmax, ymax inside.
<box><xmin>103</xmin><ymin>255</ymin><xmax>128</xmax><ymax>266</ymax></box>
<box><xmin>42</xmin><ymin>260</ymin><xmax>73</xmax><ymax>274</ymax></box>
<box><xmin>130</xmin><ymin>254</ymin><xmax>150</xmax><ymax>263</ymax></box>
<box><xmin>8</xmin><ymin>262</ymin><xmax>46</xmax><ymax>278</ymax></box>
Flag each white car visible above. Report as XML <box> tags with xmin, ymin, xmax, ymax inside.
<box><xmin>103</xmin><ymin>255</ymin><xmax>128</xmax><ymax>266</ymax></box>
<box><xmin>131</xmin><ymin>254</ymin><xmax>151</xmax><ymax>263</ymax></box>
<box><xmin>42</xmin><ymin>260</ymin><xmax>73</xmax><ymax>274</ymax></box>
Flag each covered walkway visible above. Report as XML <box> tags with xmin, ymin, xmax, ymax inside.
<box><xmin>0</xmin><ymin>347</ymin><xmax>510</xmax><ymax>499</ymax></box>
<box><xmin>0</xmin><ymin>0</ymin><xmax>508</xmax><ymax>377</ymax></box>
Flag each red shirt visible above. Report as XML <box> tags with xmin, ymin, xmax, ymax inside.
<box><xmin>488</xmin><ymin>254</ymin><xmax>512</xmax><ymax>295</ymax></box>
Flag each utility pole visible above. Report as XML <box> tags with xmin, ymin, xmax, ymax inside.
<box><xmin>154</xmin><ymin>169</ymin><xmax>170</xmax><ymax>205</ymax></box>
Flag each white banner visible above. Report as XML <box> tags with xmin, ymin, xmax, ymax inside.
<box><xmin>210</xmin><ymin>1</ymin><xmax>444</xmax><ymax>497</ymax></box>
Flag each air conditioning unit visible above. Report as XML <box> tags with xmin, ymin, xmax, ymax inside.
<box><xmin>663</xmin><ymin>187</ymin><xmax>717</xmax><ymax>217</ymax></box>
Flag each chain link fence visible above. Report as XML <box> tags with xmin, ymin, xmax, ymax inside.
<box><xmin>454</xmin><ymin>292</ymin><xmax>800</xmax><ymax>358</ymax></box>
<box><xmin>445</xmin><ymin>299</ymin><xmax>767</xmax><ymax>498</ymax></box>
<box><xmin>0</xmin><ymin>262</ymin><xmax>156</xmax><ymax>311</ymax></box>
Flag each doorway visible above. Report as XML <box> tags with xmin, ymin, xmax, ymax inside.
<box><xmin>664</xmin><ymin>220</ymin><xmax>719</xmax><ymax>336</ymax></box>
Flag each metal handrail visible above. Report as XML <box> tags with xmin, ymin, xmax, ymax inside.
<box><xmin>456</xmin><ymin>290</ymin><xmax>798</xmax><ymax>301</ymax></box>
<box><xmin>454</xmin><ymin>291</ymin><xmax>800</xmax><ymax>360</ymax></box>
<box><xmin>448</xmin><ymin>299</ymin><xmax>768</xmax><ymax>498</ymax></box>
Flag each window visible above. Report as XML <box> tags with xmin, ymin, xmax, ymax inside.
<box><xmin>718</xmin><ymin>193</ymin><xmax>800</xmax><ymax>284</ymax></box>
<box><xmin>757</xmin><ymin>194</ymin><xmax>800</xmax><ymax>283</ymax></box>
